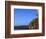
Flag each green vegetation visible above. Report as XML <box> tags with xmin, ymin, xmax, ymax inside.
<box><xmin>29</xmin><ymin>19</ymin><xmax>35</xmax><ymax>29</ymax></box>
<box><xmin>29</xmin><ymin>13</ymin><xmax>38</xmax><ymax>29</ymax></box>
<box><xmin>29</xmin><ymin>18</ymin><xmax>38</xmax><ymax>29</ymax></box>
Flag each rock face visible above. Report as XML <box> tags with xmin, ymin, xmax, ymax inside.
<box><xmin>29</xmin><ymin>18</ymin><xmax>39</xmax><ymax>29</ymax></box>
<box><xmin>33</xmin><ymin>18</ymin><xmax>39</xmax><ymax>29</ymax></box>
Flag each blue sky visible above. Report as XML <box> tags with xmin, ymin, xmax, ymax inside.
<box><xmin>14</xmin><ymin>8</ymin><xmax>38</xmax><ymax>26</ymax></box>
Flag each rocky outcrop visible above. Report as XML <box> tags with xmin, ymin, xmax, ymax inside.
<box><xmin>29</xmin><ymin>18</ymin><xmax>39</xmax><ymax>29</ymax></box>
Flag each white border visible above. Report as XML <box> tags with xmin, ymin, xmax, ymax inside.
<box><xmin>11</xmin><ymin>5</ymin><xmax>42</xmax><ymax>34</ymax></box>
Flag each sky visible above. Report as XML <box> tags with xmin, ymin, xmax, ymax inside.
<box><xmin>14</xmin><ymin>8</ymin><xmax>38</xmax><ymax>26</ymax></box>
